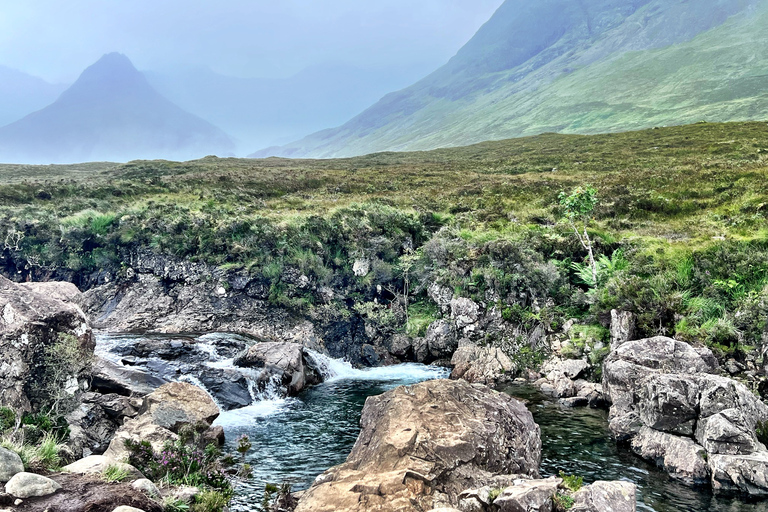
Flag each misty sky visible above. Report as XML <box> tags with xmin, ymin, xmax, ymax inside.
<box><xmin>0</xmin><ymin>0</ymin><xmax>505</xmax><ymax>83</ymax></box>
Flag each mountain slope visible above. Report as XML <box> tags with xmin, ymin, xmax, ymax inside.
<box><xmin>0</xmin><ymin>53</ymin><xmax>234</xmax><ymax>164</ymax></box>
<box><xmin>0</xmin><ymin>66</ymin><xmax>67</xmax><ymax>127</ymax></box>
<box><xmin>257</xmin><ymin>0</ymin><xmax>768</xmax><ymax>158</ymax></box>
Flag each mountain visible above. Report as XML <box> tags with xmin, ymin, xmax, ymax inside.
<box><xmin>0</xmin><ymin>53</ymin><xmax>234</xmax><ymax>164</ymax></box>
<box><xmin>257</xmin><ymin>0</ymin><xmax>768</xmax><ymax>158</ymax></box>
<box><xmin>0</xmin><ymin>66</ymin><xmax>68</xmax><ymax>127</ymax></box>
<box><xmin>145</xmin><ymin>63</ymin><xmax>432</xmax><ymax>152</ymax></box>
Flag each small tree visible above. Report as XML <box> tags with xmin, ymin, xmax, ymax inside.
<box><xmin>559</xmin><ymin>186</ymin><xmax>599</xmax><ymax>286</ymax></box>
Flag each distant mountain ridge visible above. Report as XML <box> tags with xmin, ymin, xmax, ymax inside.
<box><xmin>0</xmin><ymin>53</ymin><xmax>234</xmax><ymax>164</ymax></box>
<box><xmin>256</xmin><ymin>0</ymin><xmax>768</xmax><ymax>158</ymax></box>
<box><xmin>0</xmin><ymin>66</ymin><xmax>67</xmax><ymax>128</ymax></box>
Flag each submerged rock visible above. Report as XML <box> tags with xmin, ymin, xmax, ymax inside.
<box><xmin>630</xmin><ymin>427</ymin><xmax>709</xmax><ymax>486</ymax></box>
<box><xmin>294</xmin><ymin>379</ymin><xmax>541</xmax><ymax>512</ymax></box>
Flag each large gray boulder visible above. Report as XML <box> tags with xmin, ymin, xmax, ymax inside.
<box><xmin>0</xmin><ymin>447</ymin><xmax>24</xmax><ymax>483</ymax></box>
<box><xmin>603</xmin><ymin>336</ymin><xmax>768</xmax><ymax>493</ymax></box>
<box><xmin>630</xmin><ymin>427</ymin><xmax>709</xmax><ymax>486</ymax></box>
<box><xmin>234</xmin><ymin>342</ymin><xmax>321</xmax><ymax>395</ymax></box>
<box><xmin>493</xmin><ymin>477</ymin><xmax>561</xmax><ymax>512</ymax></box>
<box><xmin>5</xmin><ymin>472</ymin><xmax>62</xmax><ymax>498</ymax></box>
<box><xmin>424</xmin><ymin>320</ymin><xmax>458</xmax><ymax>361</ymax></box>
<box><xmin>294</xmin><ymin>379</ymin><xmax>541</xmax><ymax>512</ymax></box>
<box><xmin>0</xmin><ymin>276</ymin><xmax>93</xmax><ymax>411</ymax></box>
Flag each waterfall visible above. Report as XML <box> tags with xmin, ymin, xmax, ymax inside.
<box><xmin>305</xmin><ymin>349</ymin><xmax>450</xmax><ymax>382</ymax></box>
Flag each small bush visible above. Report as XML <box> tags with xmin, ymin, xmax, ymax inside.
<box><xmin>559</xmin><ymin>471</ymin><xmax>583</xmax><ymax>492</ymax></box>
<box><xmin>191</xmin><ymin>490</ymin><xmax>230</xmax><ymax>512</ymax></box>
<box><xmin>488</xmin><ymin>488</ymin><xmax>503</xmax><ymax>502</ymax></box>
<box><xmin>163</xmin><ymin>497</ymin><xmax>190</xmax><ymax>512</ymax></box>
<box><xmin>554</xmin><ymin>492</ymin><xmax>575</xmax><ymax>511</ymax></box>
<box><xmin>0</xmin><ymin>407</ymin><xmax>16</xmax><ymax>432</ymax></box>
<box><xmin>102</xmin><ymin>464</ymin><xmax>131</xmax><ymax>483</ymax></box>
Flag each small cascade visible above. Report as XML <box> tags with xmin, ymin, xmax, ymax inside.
<box><xmin>305</xmin><ymin>349</ymin><xmax>451</xmax><ymax>382</ymax></box>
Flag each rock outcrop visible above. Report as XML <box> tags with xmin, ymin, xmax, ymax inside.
<box><xmin>0</xmin><ymin>276</ymin><xmax>93</xmax><ymax>412</ymax></box>
<box><xmin>603</xmin><ymin>336</ymin><xmax>768</xmax><ymax>494</ymax></box>
<box><xmin>234</xmin><ymin>342</ymin><xmax>322</xmax><ymax>396</ymax></box>
<box><xmin>104</xmin><ymin>382</ymin><xmax>220</xmax><ymax>462</ymax></box>
<box><xmin>295</xmin><ymin>379</ymin><xmax>541</xmax><ymax>512</ymax></box>
<box><xmin>450</xmin><ymin>340</ymin><xmax>515</xmax><ymax>386</ymax></box>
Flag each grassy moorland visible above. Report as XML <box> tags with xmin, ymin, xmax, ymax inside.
<box><xmin>1</xmin><ymin>121</ymin><xmax>767</xmax><ymax>359</ymax></box>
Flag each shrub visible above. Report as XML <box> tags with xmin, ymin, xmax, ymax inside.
<box><xmin>559</xmin><ymin>471</ymin><xmax>583</xmax><ymax>492</ymax></box>
<box><xmin>191</xmin><ymin>490</ymin><xmax>230</xmax><ymax>512</ymax></box>
<box><xmin>553</xmin><ymin>492</ymin><xmax>575</xmax><ymax>511</ymax></box>
<box><xmin>0</xmin><ymin>407</ymin><xmax>16</xmax><ymax>432</ymax></box>
<box><xmin>30</xmin><ymin>333</ymin><xmax>92</xmax><ymax>415</ymax></box>
<box><xmin>102</xmin><ymin>464</ymin><xmax>131</xmax><ymax>483</ymax></box>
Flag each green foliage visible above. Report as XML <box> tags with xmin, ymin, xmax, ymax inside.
<box><xmin>488</xmin><ymin>488</ymin><xmax>503</xmax><ymax>503</ymax></box>
<box><xmin>553</xmin><ymin>492</ymin><xmax>576</xmax><ymax>511</ymax></box>
<box><xmin>559</xmin><ymin>472</ymin><xmax>584</xmax><ymax>492</ymax></box>
<box><xmin>406</xmin><ymin>301</ymin><xmax>439</xmax><ymax>337</ymax></box>
<box><xmin>0</xmin><ymin>407</ymin><xmax>16</xmax><ymax>432</ymax></box>
<box><xmin>30</xmin><ymin>333</ymin><xmax>93</xmax><ymax>415</ymax></box>
<box><xmin>190</xmin><ymin>490</ymin><xmax>231</xmax><ymax>512</ymax></box>
<box><xmin>1</xmin><ymin>431</ymin><xmax>64</xmax><ymax>472</ymax></box>
<box><xmin>559</xmin><ymin>187</ymin><xmax>598</xmax><ymax>224</ymax></box>
<box><xmin>102</xmin><ymin>464</ymin><xmax>131</xmax><ymax>483</ymax></box>
<box><xmin>757</xmin><ymin>420</ymin><xmax>768</xmax><ymax>447</ymax></box>
<box><xmin>163</xmin><ymin>497</ymin><xmax>191</xmax><ymax>512</ymax></box>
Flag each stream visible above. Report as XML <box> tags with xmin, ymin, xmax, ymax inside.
<box><xmin>96</xmin><ymin>333</ymin><xmax>768</xmax><ymax>512</ymax></box>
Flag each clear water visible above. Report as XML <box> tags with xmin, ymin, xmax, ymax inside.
<box><xmin>95</xmin><ymin>333</ymin><xmax>768</xmax><ymax>512</ymax></box>
<box><xmin>501</xmin><ymin>384</ymin><xmax>768</xmax><ymax>512</ymax></box>
<box><xmin>215</xmin><ymin>364</ymin><xmax>450</xmax><ymax>511</ymax></box>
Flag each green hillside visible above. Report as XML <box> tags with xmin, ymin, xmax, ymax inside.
<box><xmin>258</xmin><ymin>0</ymin><xmax>768</xmax><ymax>158</ymax></box>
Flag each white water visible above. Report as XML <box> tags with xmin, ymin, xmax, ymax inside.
<box><xmin>305</xmin><ymin>349</ymin><xmax>449</xmax><ymax>382</ymax></box>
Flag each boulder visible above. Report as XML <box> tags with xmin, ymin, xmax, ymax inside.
<box><xmin>427</xmin><ymin>283</ymin><xmax>453</xmax><ymax>315</ymax></box>
<box><xmin>113</xmin><ymin>507</ymin><xmax>146</xmax><ymax>512</ymax></box>
<box><xmin>63</xmin><ymin>455</ymin><xmax>144</xmax><ymax>481</ymax></box>
<box><xmin>603</xmin><ymin>336</ymin><xmax>768</xmax><ymax>490</ymax></box>
<box><xmin>0</xmin><ymin>276</ymin><xmax>93</xmax><ymax>411</ymax></box>
<box><xmin>294</xmin><ymin>379</ymin><xmax>541</xmax><ymax>512</ymax></box>
<box><xmin>450</xmin><ymin>341</ymin><xmax>515</xmax><ymax>385</ymax></box>
<box><xmin>709</xmin><ymin>453</ymin><xmax>768</xmax><ymax>496</ymax></box>
<box><xmin>630</xmin><ymin>427</ymin><xmax>709</xmax><ymax>486</ymax></box>
<box><xmin>5</xmin><ymin>472</ymin><xmax>62</xmax><ymax>498</ymax></box>
<box><xmin>66</xmin><ymin>392</ymin><xmax>142</xmax><ymax>457</ymax></box>
<box><xmin>90</xmin><ymin>358</ymin><xmax>167</xmax><ymax>397</ymax></box>
<box><xmin>197</xmin><ymin>367</ymin><xmax>253</xmax><ymax>411</ymax></box>
<box><xmin>451</xmin><ymin>298</ymin><xmax>479</xmax><ymax>330</ymax></box>
<box><xmin>18</xmin><ymin>281</ymin><xmax>82</xmax><ymax>304</ymax></box>
<box><xmin>131</xmin><ymin>478</ymin><xmax>160</xmax><ymax>498</ymax></box>
<box><xmin>0</xmin><ymin>447</ymin><xmax>24</xmax><ymax>483</ymax></box>
<box><xmin>104</xmin><ymin>415</ymin><xmax>178</xmax><ymax>462</ymax></box>
<box><xmin>234</xmin><ymin>342</ymin><xmax>320</xmax><ymax>395</ymax></box>
<box><xmin>494</xmin><ymin>477</ymin><xmax>561</xmax><ymax>512</ymax></box>
<box><xmin>139</xmin><ymin>382</ymin><xmax>219</xmax><ymax>432</ymax></box>
<box><xmin>571</xmin><ymin>481</ymin><xmax>636</xmax><ymax>512</ymax></box>
<box><xmin>425</xmin><ymin>320</ymin><xmax>458</xmax><ymax>362</ymax></box>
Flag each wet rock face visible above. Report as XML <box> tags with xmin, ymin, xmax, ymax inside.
<box><xmin>295</xmin><ymin>379</ymin><xmax>541</xmax><ymax>512</ymax></box>
<box><xmin>603</xmin><ymin>336</ymin><xmax>768</xmax><ymax>494</ymax></box>
<box><xmin>234</xmin><ymin>341</ymin><xmax>322</xmax><ymax>396</ymax></box>
<box><xmin>0</xmin><ymin>276</ymin><xmax>93</xmax><ymax>412</ymax></box>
